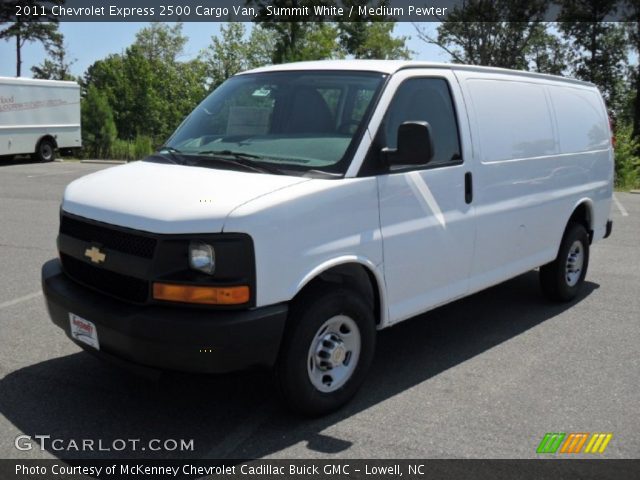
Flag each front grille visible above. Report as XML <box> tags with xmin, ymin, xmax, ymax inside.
<box><xmin>61</xmin><ymin>254</ymin><xmax>149</xmax><ymax>303</ymax></box>
<box><xmin>60</xmin><ymin>215</ymin><xmax>157</xmax><ymax>259</ymax></box>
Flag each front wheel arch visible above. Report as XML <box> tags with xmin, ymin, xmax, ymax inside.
<box><xmin>292</xmin><ymin>260</ymin><xmax>385</xmax><ymax>327</ymax></box>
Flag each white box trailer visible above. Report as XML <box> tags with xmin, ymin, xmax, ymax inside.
<box><xmin>0</xmin><ymin>76</ymin><xmax>81</xmax><ymax>161</ymax></box>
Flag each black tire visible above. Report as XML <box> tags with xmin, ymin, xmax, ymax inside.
<box><xmin>33</xmin><ymin>139</ymin><xmax>55</xmax><ymax>162</ymax></box>
<box><xmin>540</xmin><ymin>222</ymin><xmax>590</xmax><ymax>302</ymax></box>
<box><xmin>275</xmin><ymin>285</ymin><xmax>376</xmax><ymax>416</ymax></box>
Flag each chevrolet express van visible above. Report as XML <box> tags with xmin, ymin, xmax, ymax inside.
<box><xmin>42</xmin><ymin>61</ymin><xmax>613</xmax><ymax>415</ymax></box>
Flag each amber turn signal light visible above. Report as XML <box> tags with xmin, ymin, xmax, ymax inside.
<box><xmin>153</xmin><ymin>283</ymin><xmax>250</xmax><ymax>305</ymax></box>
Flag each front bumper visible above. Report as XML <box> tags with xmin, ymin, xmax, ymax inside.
<box><xmin>42</xmin><ymin>259</ymin><xmax>288</xmax><ymax>374</ymax></box>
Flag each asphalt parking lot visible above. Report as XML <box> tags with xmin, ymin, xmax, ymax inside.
<box><xmin>0</xmin><ymin>160</ymin><xmax>638</xmax><ymax>461</ymax></box>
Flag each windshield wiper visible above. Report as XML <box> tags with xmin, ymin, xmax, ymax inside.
<box><xmin>156</xmin><ymin>146</ymin><xmax>186</xmax><ymax>164</ymax></box>
<box><xmin>198</xmin><ymin>149</ymin><xmax>261</xmax><ymax>159</ymax></box>
<box><xmin>196</xmin><ymin>150</ymin><xmax>283</xmax><ymax>175</ymax></box>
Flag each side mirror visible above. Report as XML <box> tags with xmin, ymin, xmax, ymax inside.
<box><xmin>382</xmin><ymin>121</ymin><xmax>434</xmax><ymax>166</ymax></box>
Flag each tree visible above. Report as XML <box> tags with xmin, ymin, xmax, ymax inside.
<box><xmin>292</xmin><ymin>23</ymin><xmax>344</xmax><ymax>61</ymax></box>
<box><xmin>624</xmin><ymin>1</ymin><xmax>640</xmax><ymax>139</ymax></box>
<box><xmin>245</xmin><ymin>24</ymin><xmax>278</xmax><ymax>67</ymax></box>
<box><xmin>336</xmin><ymin>1</ymin><xmax>411</xmax><ymax>60</ymax></box>
<box><xmin>527</xmin><ymin>26</ymin><xmax>568</xmax><ymax>75</ymax></box>
<box><xmin>133</xmin><ymin>22</ymin><xmax>187</xmax><ymax>64</ymax></box>
<box><xmin>249</xmin><ymin>0</ymin><xmax>339</xmax><ymax>63</ymax></box>
<box><xmin>338</xmin><ymin>22</ymin><xmax>410</xmax><ymax>59</ymax></box>
<box><xmin>558</xmin><ymin>1</ymin><xmax>628</xmax><ymax>112</ymax></box>
<box><xmin>0</xmin><ymin>1</ymin><xmax>62</xmax><ymax>76</ymax></box>
<box><xmin>414</xmin><ymin>0</ymin><xmax>554</xmax><ymax>70</ymax></box>
<box><xmin>82</xmin><ymin>85</ymin><xmax>117</xmax><ymax>158</ymax></box>
<box><xmin>202</xmin><ymin>23</ymin><xmax>275</xmax><ymax>89</ymax></box>
<box><xmin>31</xmin><ymin>30</ymin><xmax>75</xmax><ymax>80</ymax></box>
<box><xmin>83</xmin><ymin>29</ymin><xmax>207</xmax><ymax>142</ymax></box>
<box><xmin>250</xmin><ymin>1</ymin><xmax>410</xmax><ymax>62</ymax></box>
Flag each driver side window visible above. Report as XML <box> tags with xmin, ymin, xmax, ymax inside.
<box><xmin>384</xmin><ymin>78</ymin><xmax>462</xmax><ymax>166</ymax></box>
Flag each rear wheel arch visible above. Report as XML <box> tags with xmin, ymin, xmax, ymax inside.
<box><xmin>567</xmin><ymin>200</ymin><xmax>594</xmax><ymax>244</ymax></box>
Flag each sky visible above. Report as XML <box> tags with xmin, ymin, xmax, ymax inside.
<box><xmin>0</xmin><ymin>22</ymin><xmax>447</xmax><ymax>79</ymax></box>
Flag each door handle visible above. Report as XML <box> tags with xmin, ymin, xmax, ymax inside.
<box><xmin>464</xmin><ymin>172</ymin><xmax>473</xmax><ymax>204</ymax></box>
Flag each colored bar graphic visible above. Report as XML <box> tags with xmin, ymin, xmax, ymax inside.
<box><xmin>573</xmin><ymin>433</ymin><xmax>589</xmax><ymax>453</ymax></box>
<box><xmin>584</xmin><ymin>433</ymin><xmax>613</xmax><ymax>454</ymax></box>
<box><xmin>560</xmin><ymin>433</ymin><xmax>589</xmax><ymax>453</ymax></box>
<box><xmin>537</xmin><ymin>433</ymin><xmax>566</xmax><ymax>454</ymax></box>
<box><xmin>539</xmin><ymin>433</ymin><xmax>613</xmax><ymax>454</ymax></box>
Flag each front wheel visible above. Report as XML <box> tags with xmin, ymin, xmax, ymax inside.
<box><xmin>275</xmin><ymin>286</ymin><xmax>376</xmax><ymax>416</ymax></box>
<box><xmin>540</xmin><ymin>222</ymin><xmax>590</xmax><ymax>302</ymax></box>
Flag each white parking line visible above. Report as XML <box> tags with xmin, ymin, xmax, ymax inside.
<box><xmin>613</xmin><ymin>194</ymin><xmax>629</xmax><ymax>217</ymax></box>
<box><xmin>0</xmin><ymin>291</ymin><xmax>42</xmax><ymax>310</ymax></box>
<box><xmin>27</xmin><ymin>170</ymin><xmax>79</xmax><ymax>178</ymax></box>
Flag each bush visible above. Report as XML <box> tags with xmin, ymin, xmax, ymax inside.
<box><xmin>614</xmin><ymin>123</ymin><xmax>640</xmax><ymax>190</ymax></box>
<box><xmin>81</xmin><ymin>85</ymin><xmax>117</xmax><ymax>158</ymax></box>
<box><xmin>107</xmin><ymin>136</ymin><xmax>155</xmax><ymax>161</ymax></box>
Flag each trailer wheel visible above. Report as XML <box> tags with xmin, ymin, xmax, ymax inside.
<box><xmin>275</xmin><ymin>285</ymin><xmax>376</xmax><ymax>416</ymax></box>
<box><xmin>33</xmin><ymin>139</ymin><xmax>55</xmax><ymax>162</ymax></box>
<box><xmin>540</xmin><ymin>222</ymin><xmax>590</xmax><ymax>302</ymax></box>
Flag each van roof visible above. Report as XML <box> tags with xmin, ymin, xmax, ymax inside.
<box><xmin>242</xmin><ymin>60</ymin><xmax>594</xmax><ymax>88</ymax></box>
<box><xmin>0</xmin><ymin>76</ymin><xmax>79</xmax><ymax>88</ymax></box>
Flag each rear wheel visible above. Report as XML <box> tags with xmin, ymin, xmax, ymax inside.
<box><xmin>33</xmin><ymin>139</ymin><xmax>55</xmax><ymax>162</ymax></box>
<box><xmin>540</xmin><ymin>222</ymin><xmax>590</xmax><ymax>301</ymax></box>
<box><xmin>275</xmin><ymin>286</ymin><xmax>376</xmax><ymax>416</ymax></box>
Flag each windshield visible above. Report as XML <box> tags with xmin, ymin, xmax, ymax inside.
<box><xmin>163</xmin><ymin>71</ymin><xmax>386</xmax><ymax>176</ymax></box>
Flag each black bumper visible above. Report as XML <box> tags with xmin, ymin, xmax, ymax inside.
<box><xmin>42</xmin><ymin>259</ymin><xmax>288</xmax><ymax>374</ymax></box>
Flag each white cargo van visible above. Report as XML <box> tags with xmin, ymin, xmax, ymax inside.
<box><xmin>42</xmin><ymin>61</ymin><xmax>613</xmax><ymax>415</ymax></box>
<box><xmin>0</xmin><ymin>76</ymin><xmax>81</xmax><ymax>161</ymax></box>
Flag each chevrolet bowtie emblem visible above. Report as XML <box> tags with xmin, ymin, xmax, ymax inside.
<box><xmin>84</xmin><ymin>246</ymin><xmax>106</xmax><ymax>264</ymax></box>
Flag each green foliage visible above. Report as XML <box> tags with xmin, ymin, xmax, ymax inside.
<box><xmin>614</xmin><ymin>123</ymin><xmax>640</xmax><ymax>190</ymax></box>
<box><xmin>0</xmin><ymin>12</ymin><xmax>61</xmax><ymax>76</ymax></box>
<box><xmin>202</xmin><ymin>23</ymin><xmax>275</xmax><ymax>89</ymax></box>
<box><xmin>133</xmin><ymin>23</ymin><xmax>187</xmax><ymax>63</ymax></box>
<box><xmin>558</xmin><ymin>1</ymin><xmax>628</xmax><ymax>113</ymax></box>
<box><xmin>81</xmin><ymin>85</ymin><xmax>117</xmax><ymax>158</ymax></box>
<box><xmin>249</xmin><ymin>1</ymin><xmax>410</xmax><ymax>63</ymax></box>
<box><xmin>107</xmin><ymin>136</ymin><xmax>155</xmax><ymax>161</ymax></box>
<box><xmin>527</xmin><ymin>26</ymin><xmax>568</xmax><ymax>75</ymax></box>
<box><xmin>292</xmin><ymin>23</ymin><xmax>344</xmax><ymax>61</ymax></box>
<box><xmin>249</xmin><ymin>21</ymin><xmax>338</xmax><ymax>64</ymax></box>
<box><xmin>415</xmin><ymin>0</ymin><xmax>554</xmax><ymax>70</ymax></box>
<box><xmin>337</xmin><ymin>2</ymin><xmax>411</xmax><ymax>61</ymax></box>
<box><xmin>624</xmin><ymin>7</ymin><xmax>640</xmax><ymax>140</ymax></box>
<box><xmin>31</xmin><ymin>31</ymin><xmax>76</xmax><ymax>80</ymax></box>
<box><xmin>338</xmin><ymin>22</ymin><xmax>410</xmax><ymax>60</ymax></box>
<box><xmin>83</xmin><ymin>24</ymin><xmax>207</xmax><ymax>143</ymax></box>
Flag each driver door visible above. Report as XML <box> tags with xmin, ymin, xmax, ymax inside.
<box><xmin>376</xmin><ymin>70</ymin><xmax>476</xmax><ymax>324</ymax></box>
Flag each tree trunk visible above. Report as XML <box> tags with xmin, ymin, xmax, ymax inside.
<box><xmin>16</xmin><ymin>30</ymin><xmax>21</xmax><ymax>77</ymax></box>
<box><xmin>634</xmin><ymin>64</ymin><xmax>640</xmax><ymax>141</ymax></box>
<box><xmin>634</xmin><ymin>22</ymin><xmax>640</xmax><ymax>141</ymax></box>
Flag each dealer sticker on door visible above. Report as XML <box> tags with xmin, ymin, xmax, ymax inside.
<box><xmin>69</xmin><ymin>313</ymin><xmax>100</xmax><ymax>350</ymax></box>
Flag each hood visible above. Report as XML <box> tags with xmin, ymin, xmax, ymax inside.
<box><xmin>62</xmin><ymin>160</ymin><xmax>309</xmax><ymax>234</ymax></box>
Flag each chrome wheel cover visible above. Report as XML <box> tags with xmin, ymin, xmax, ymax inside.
<box><xmin>566</xmin><ymin>240</ymin><xmax>584</xmax><ymax>287</ymax></box>
<box><xmin>307</xmin><ymin>315</ymin><xmax>361</xmax><ymax>393</ymax></box>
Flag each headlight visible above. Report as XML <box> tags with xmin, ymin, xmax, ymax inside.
<box><xmin>189</xmin><ymin>241</ymin><xmax>215</xmax><ymax>274</ymax></box>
